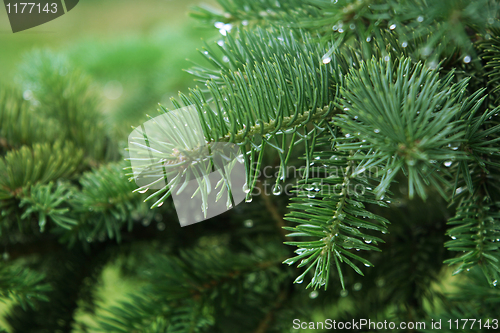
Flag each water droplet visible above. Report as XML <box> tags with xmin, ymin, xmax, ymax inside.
<box><xmin>23</xmin><ymin>90</ymin><xmax>33</xmax><ymax>100</ymax></box>
<box><xmin>364</xmin><ymin>263</ymin><xmax>371</xmax><ymax>267</ymax></box>
<box><xmin>244</xmin><ymin>219</ymin><xmax>254</xmax><ymax>228</ymax></box>
<box><xmin>366</xmin><ymin>36</ymin><xmax>371</xmax><ymax>42</ymax></box>
<box><xmin>417</xmin><ymin>16</ymin><xmax>424</xmax><ymax>22</ymax></box>
<box><xmin>272</xmin><ymin>184</ymin><xmax>282</xmax><ymax>195</ymax></box>
<box><xmin>245</xmin><ymin>196</ymin><xmax>253</xmax><ymax>203</ymax></box>
<box><xmin>340</xmin><ymin>290</ymin><xmax>349</xmax><ymax>297</ymax></box>
<box><xmin>384</xmin><ymin>56</ymin><xmax>390</xmax><ymax>61</ymax></box>
<box><xmin>217</xmin><ymin>40</ymin><xmax>224</xmax><ymax>47</ymax></box>
<box><xmin>295</xmin><ymin>276</ymin><xmax>304</xmax><ymax>284</ymax></box>
<box><xmin>332</xmin><ymin>25</ymin><xmax>338</xmax><ymax>31</ymax></box>
<box><xmin>242</xmin><ymin>184</ymin><xmax>251</xmax><ymax>193</ymax></box>
<box><xmin>86</xmin><ymin>237</ymin><xmax>93</xmax><ymax>243</ymax></box>
<box><xmin>364</xmin><ymin>239</ymin><xmax>372</xmax><ymax>244</ymax></box>
<box><xmin>421</xmin><ymin>47</ymin><xmax>431</xmax><ymax>56</ymax></box>
<box><xmin>463</xmin><ymin>55</ymin><xmax>471</xmax><ymax>64</ymax></box>
<box><xmin>138</xmin><ymin>188</ymin><xmax>149</xmax><ymax>194</ymax></box>
<box><xmin>389</xmin><ymin>24</ymin><xmax>397</xmax><ymax>30</ymax></box>
<box><xmin>309</xmin><ymin>291</ymin><xmax>319</xmax><ymax>299</ymax></box>
<box><xmin>349</xmin><ymin>23</ymin><xmax>355</xmax><ymax>30</ymax></box>
<box><xmin>222</xmin><ymin>56</ymin><xmax>230</xmax><ymax>63</ymax></box>
<box><xmin>451</xmin><ymin>236</ymin><xmax>457</xmax><ymax>240</ymax></box>
<box><xmin>345</xmin><ymin>133</ymin><xmax>351</xmax><ymax>138</ymax></box>
<box><xmin>374</xmin><ymin>129</ymin><xmax>380</xmax><ymax>134</ymax></box>
<box><xmin>242</xmin><ymin>20</ymin><xmax>249</xmax><ymax>26</ymax></box>
<box><xmin>338</xmin><ymin>28</ymin><xmax>344</xmax><ymax>33</ymax></box>
<box><xmin>214</xmin><ymin>22</ymin><xmax>225</xmax><ymax>29</ymax></box>
<box><xmin>322</xmin><ymin>56</ymin><xmax>332</xmax><ymax>64</ymax></box>
<box><xmin>353</xmin><ymin>282</ymin><xmax>362</xmax><ymax>291</ymax></box>
<box><xmin>444</xmin><ymin>161</ymin><xmax>452</xmax><ymax>167</ymax></box>
<box><xmin>493</xmin><ymin>280</ymin><xmax>498</xmax><ymax>287</ymax></box>
<box><xmin>401</xmin><ymin>41</ymin><xmax>408</xmax><ymax>48</ymax></box>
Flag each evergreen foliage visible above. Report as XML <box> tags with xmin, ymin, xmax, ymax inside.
<box><xmin>1</xmin><ymin>0</ymin><xmax>500</xmax><ymax>332</ymax></box>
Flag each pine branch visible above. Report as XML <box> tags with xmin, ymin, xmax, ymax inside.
<box><xmin>0</xmin><ymin>86</ymin><xmax>59</xmax><ymax>152</ymax></box>
<box><xmin>63</xmin><ymin>162</ymin><xmax>155</xmax><ymax>245</ymax></box>
<box><xmin>478</xmin><ymin>27</ymin><xmax>500</xmax><ymax>105</ymax></box>
<box><xmin>19</xmin><ymin>182</ymin><xmax>78</xmax><ymax>232</ymax></box>
<box><xmin>18</xmin><ymin>50</ymin><xmax>109</xmax><ymax>162</ymax></box>
<box><xmin>127</xmin><ymin>27</ymin><xmax>343</xmax><ymax>209</ymax></box>
<box><xmin>97</xmin><ymin>243</ymin><xmax>287</xmax><ymax>333</ymax></box>
<box><xmin>0</xmin><ymin>264</ymin><xmax>51</xmax><ymax>311</ymax></box>
<box><xmin>335</xmin><ymin>57</ymin><xmax>470</xmax><ymax>200</ymax></box>
<box><xmin>283</xmin><ymin>135</ymin><xmax>389</xmax><ymax>290</ymax></box>
<box><xmin>0</xmin><ymin>141</ymin><xmax>84</xmax><ymax>201</ymax></box>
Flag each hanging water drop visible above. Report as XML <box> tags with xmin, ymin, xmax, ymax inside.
<box><xmin>272</xmin><ymin>184</ymin><xmax>282</xmax><ymax>195</ymax></box>
<box><xmin>309</xmin><ymin>291</ymin><xmax>319</xmax><ymax>299</ymax></box>
<box><xmin>389</xmin><ymin>24</ymin><xmax>397</xmax><ymax>30</ymax></box>
<box><xmin>444</xmin><ymin>161</ymin><xmax>452</xmax><ymax>167</ymax></box>
<box><xmin>463</xmin><ymin>55</ymin><xmax>471</xmax><ymax>64</ymax></box>
<box><xmin>401</xmin><ymin>41</ymin><xmax>408</xmax><ymax>48</ymax></box>
<box><xmin>322</xmin><ymin>56</ymin><xmax>332</xmax><ymax>64</ymax></box>
<box><xmin>244</xmin><ymin>219</ymin><xmax>254</xmax><ymax>228</ymax></box>
<box><xmin>417</xmin><ymin>16</ymin><xmax>424</xmax><ymax>22</ymax></box>
<box><xmin>374</xmin><ymin>129</ymin><xmax>380</xmax><ymax>134</ymax></box>
<box><xmin>366</xmin><ymin>36</ymin><xmax>371</xmax><ymax>42</ymax></box>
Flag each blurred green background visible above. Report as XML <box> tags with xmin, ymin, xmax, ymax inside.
<box><xmin>0</xmin><ymin>0</ymin><xmax>219</xmax><ymax>139</ymax></box>
<box><xmin>0</xmin><ymin>0</ymin><xmax>218</xmax><ymax>331</ymax></box>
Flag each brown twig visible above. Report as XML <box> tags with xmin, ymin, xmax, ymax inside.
<box><xmin>256</xmin><ymin>181</ymin><xmax>288</xmax><ymax>239</ymax></box>
<box><xmin>254</xmin><ymin>289</ymin><xmax>288</xmax><ymax>333</ymax></box>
